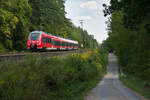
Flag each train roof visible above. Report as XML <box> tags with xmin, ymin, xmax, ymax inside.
<box><xmin>31</xmin><ymin>31</ymin><xmax>54</xmax><ymax>36</ymax></box>
<box><xmin>31</xmin><ymin>31</ymin><xmax>43</xmax><ymax>34</ymax></box>
<box><xmin>58</xmin><ymin>37</ymin><xmax>78</xmax><ymax>44</ymax></box>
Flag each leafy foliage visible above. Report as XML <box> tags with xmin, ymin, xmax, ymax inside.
<box><xmin>103</xmin><ymin>0</ymin><xmax>150</xmax><ymax>30</ymax></box>
<box><xmin>0</xmin><ymin>49</ymin><xmax>108</xmax><ymax>99</ymax></box>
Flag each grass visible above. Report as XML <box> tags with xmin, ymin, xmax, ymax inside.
<box><xmin>120</xmin><ymin>75</ymin><xmax>150</xmax><ymax>99</ymax></box>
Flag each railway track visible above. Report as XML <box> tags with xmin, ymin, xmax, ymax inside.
<box><xmin>0</xmin><ymin>50</ymin><xmax>85</xmax><ymax>62</ymax></box>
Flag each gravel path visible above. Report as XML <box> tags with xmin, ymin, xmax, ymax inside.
<box><xmin>85</xmin><ymin>54</ymin><xmax>147</xmax><ymax>100</ymax></box>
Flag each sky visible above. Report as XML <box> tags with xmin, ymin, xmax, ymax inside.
<box><xmin>65</xmin><ymin>0</ymin><xmax>110</xmax><ymax>43</ymax></box>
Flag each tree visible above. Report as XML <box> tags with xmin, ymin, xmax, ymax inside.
<box><xmin>103</xmin><ymin>0</ymin><xmax>150</xmax><ymax>83</ymax></box>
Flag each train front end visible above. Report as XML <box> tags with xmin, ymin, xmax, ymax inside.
<box><xmin>27</xmin><ymin>31</ymin><xmax>42</xmax><ymax>50</ymax></box>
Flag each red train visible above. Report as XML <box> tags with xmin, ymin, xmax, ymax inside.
<box><xmin>27</xmin><ymin>31</ymin><xmax>78</xmax><ymax>50</ymax></box>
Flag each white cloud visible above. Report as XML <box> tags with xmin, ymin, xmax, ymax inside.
<box><xmin>75</xmin><ymin>16</ymin><xmax>92</xmax><ymax>20</ymax></box>
<box><xmin>80</xmin><ymin>1</ymin><xmax>99</xmax><ymax>10</ymax></box>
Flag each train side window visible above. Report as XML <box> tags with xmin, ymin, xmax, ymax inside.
<box><xmin>64</xmin><ymin>42</ymin><xmax>65</xmax><ymax>46</ymax></box>
<box><xmin>58</xmin><ymin>41</ymin><xmax>60</xmax><ymax>46</ymax></box>
<box><xmin>42</xmin><ymin>37</ymin><xmax>46</xmax><ymax>43</ymax></box>
<box><xmin>48</xmin><ymin>38</ymin><xmax>51</xmax><ymax>43</ymax></box>
<box><xmin>46</xmin><ymin>38</ymin><xmax>51</xmax><ymax>43</ymax></box>
<box><xmin>60</xmin><ymin>42</ymin><xmax>61</xmax><ymax>46</ymax></box>
<box><xmin>44</xmin><ymin>37</ymin><xmax>46</xmax><ymax>43</ymax></box>
<box><xmin>56</xmin><ymin>41</ymin><xmax>59</xmax><ymax>46</ymax></box>
<box><xmin>47</xmin><ymin>38</ymin><xmax>49</xmax><ymax>43</ymax></box>
<box><xmin>54</xmin><ymin>41</ymin><xmax>59</xmax><ymax>46</ymax></box>
<box><xmin>48</xmin><ymin>38</ymin><xmax>50</xmax><ymax>43</ymax></box>
<box><xmin>47</xmin><ymin>38</ymin><xmax>48</xmax><ymax>43</ymax></box>
<box><xmin>54</xmin><ymin>41</ymin><xmax>57</xmax><ymax>46</ymax></box>
<box><xmin>56</xmin><ymin>41</ymin><xmax>57</xmax><ymax>46</ymax></box>
<box><xmin>64</xmin><ymin>42</ymin><xmax>66</xmax><ymax>46</ymax></box>
<box><xmin>59</xmin><ymin>42</ymin><xmax>61</xmax><ymax>46</ymax></box>
<box><xmin>54</xmin><ymin>41</ymin><xmax>56</xmax><ymax>46</ymax></box>
<box><xmin>49</xmin><ymin>38</ymin><xmax>51</xmax><ymax>43</ymax></box>
<box><xmin>46</xmin><ymin>37</ymin><xmax>48</xmax><ymax>43</ymax></box>
<box><xmin>59</xmin><ymin>42</ymin><xmax>60</xmax><ymax>46</ymax></box>
<box><xmin>57</xmin><ymin>41</ymin><xmax>58</xmax><ymax>46</ymax></box>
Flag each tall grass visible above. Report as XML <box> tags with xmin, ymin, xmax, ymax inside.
<box><xmin>120</xmin><ymin>75</ymin><xmax>150</xmax><ymax>99</ymax></box>
<box><xmin>0</xmin><ymin>48</ymin><xmax>108</xmax><ymax>100</ymax></box>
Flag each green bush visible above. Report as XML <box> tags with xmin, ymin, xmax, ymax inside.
<box><xmin>0</xmin><ymin>43</ymin><xmax>7</xmax><ymax>53</ymax></box>
<box><xmin>0</xmin><ymin>48</ymin><xmax>108</xmax><ymax>100</ymax></box>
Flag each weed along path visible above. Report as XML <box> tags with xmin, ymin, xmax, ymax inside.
<box><xmin>85</xmin><ymin>54</ymin><xmax>146</xmax><ymax>100</ymax></box>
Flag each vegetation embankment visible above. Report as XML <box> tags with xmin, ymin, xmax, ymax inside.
<box><xmin>0</xmin><ymin>48</ymin><xmax>108</xmax><ymax>100</ymax></box>
<box><xmin>0</xmin><ymin>0</ymin><xmax>98</xmax><ymax>53</ymax></box>
<box><xmin>102</xmin><ymin>0</ymin><xmax>150</xmax><ymax>99</ymax></box>
<box><xmin>120</xmin><ymin>76</ymin><xmax>150</xmax><ymax>99</ymax></box>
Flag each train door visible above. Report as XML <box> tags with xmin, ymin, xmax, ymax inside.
<box><xmin>47</xmin><ymin>37</ymin><xmax>52</xmax><ymax>48</ymax></box>
<box><xmin>60</xmin><ymin>41</ymin><xmax>62</xmax><ymax>49</ymax></box>
<box><xmin>46</xmin><ymin>37</ymin><xmax>49</xmax><ymax>48</ymax></box>
<box><xmin>42</xmin><ymin>37</ymin><xmax>46</xmax><ymax>49</ymax></box>
<box><xmin>51</xmin><ymin>39</ymin><xmax>54</xmax><ymax>49</ymax></box>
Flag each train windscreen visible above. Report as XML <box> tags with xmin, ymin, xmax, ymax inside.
<box><xmin>30</xmin><ymin>33</ymin><xmax>40</xmax><ymax>40</ymax></box>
